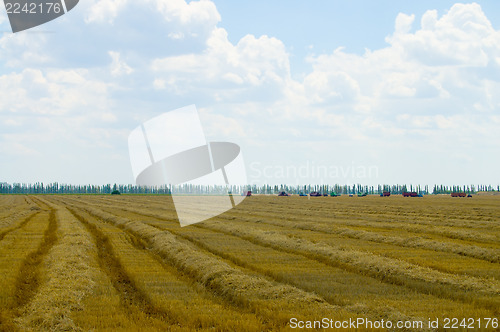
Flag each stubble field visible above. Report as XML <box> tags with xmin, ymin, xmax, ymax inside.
<box><xmin>0</xmin><ymin>194</ymin><xmax>498</xmax><ymax>331</ymax></box>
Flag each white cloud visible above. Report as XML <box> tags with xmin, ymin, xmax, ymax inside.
<box><xmin>0</xmin><ymin>141</ymin><xmax>41</xmax><ymax>156</ymax></box>
<box><xmin>155</xmin><ymin>0</ymin><xmax>220</xmax><ymax>27</ymax></box>
<box><xmin>108</xmin><ymin>51</ymin><xmax>133</xmax><ymax>76</ymax></box>
<box><xmin>86</xmin><ymin>0</ymin><xmax>220</xmax><ymax>41</ymax></box>
<box><xmin>86</xmin><ymin>0</ymin><xmax>128</xmax><ymax>24</ymax></box>
<box><xmin>305</xmin><ymin>3</ymin><xmax>500</xmax><ymax>118</ymax></box>
<box><xmin>0</xmin><ymin>67</ymin><xmax>112</xmax><ymax>154</ymax></box>
<box><xmin>389</xmin><ymin>3</ymin><xmax>499</xmax><ymax>67</ymax></box>
<box><xmin>303</xmin><ymin>71</ymin><xmax>360</xmax><ymax>104</ymax></box>
<box><xmin>0</xmin><ymin>68</ymin><xmax>108</xmax><ymax>116</ymax></box>
<box><xmin>151</xmin><ymin>27</ymin><xmax>290</xmax><ymax>101</ymax></box>
<box><xmin>0</xmin><ymin>33</ymin><xmax>51</xmax><ymax>67</ymax></box>
<box><xmin>394</xmin><ymin>13</ymin><xmax>415</xmax><ymax>35</ymax></box>
<box><xmin>153</xmin><ymin>78</ymin><xmax>166</xmax><ymax>90</ymax></box>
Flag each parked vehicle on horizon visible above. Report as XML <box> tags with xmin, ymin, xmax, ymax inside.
<box><xmin>403</xmin><ymin>192</ymin><xmax>419</xmax><ymax>197</ymax></box>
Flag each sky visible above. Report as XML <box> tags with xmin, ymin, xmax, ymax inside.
<box><xmin>0</xmin><ymin>0</ymin><xmax>499</xmax><ymax>187</ymax></box>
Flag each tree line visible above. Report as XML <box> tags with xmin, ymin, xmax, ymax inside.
<box><xmin>0</xmin><ymin>182</ymin><xmax>498</xmax><ymax>195</ymax></box>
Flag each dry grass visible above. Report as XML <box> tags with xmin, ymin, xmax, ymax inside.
<box><xmin>58</xmin><ymin>195</ymin><xmax>498</xmax><ymax>324</ymax></box>
<box><xmin>223</xmin><ymin>212</ymin><xmax>498</xmax><ymax>262</ymax></box>
<box><xmin>0</xmin><ymin>207</ymin><xmax>52</xmax><ymax>330</ymax></box>
<box><xmin>14</xmin><ymin>207</ymin><xmax>96</xmax><ymax>331</ymax></box>
<box><xmin>1</xmin><ymin>194</ymin><xmax>498</xmax><ymax>331</ymax></box>
<box><xmin>85</xmin><ymin>195</ymin><xmax>500</xmax><ymax>280</ymax></box>
<box><xmin>201</xmin><ymin>220</ymin><xmax>499</xmax><ymax>301</ymax></box>
<box><xmin>72</xmin><ymin>203</ymin><xmax>354</xmax><ymax>329</ymax></box>
<box><xmin>0</xmin><ymin>197</ymin><xmax>40</xmax><ymax>233</ymax></box>
<box><xmin>67</xmin><ymin>205</ymin><xmax>265</xmax><ymax>331</ymax></box>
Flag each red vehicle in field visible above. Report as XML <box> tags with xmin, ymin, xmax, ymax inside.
<box><xmin>381</xmin><ymin>191</ymin><xmax>390</xmax><ymax>197</ymax></box>
<box><xmin>403</xmin><ymin>192</ymin><xmax>419</xmax><ymax>197</ymax></box>
<box><xmin>451</xmin><ymin>192</ymin><xmax>466</xmax><ymax>197</ymax></box>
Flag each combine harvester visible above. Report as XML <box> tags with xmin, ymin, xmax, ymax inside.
<box><xmin>403</xmin><ymin>192</ymin><xmax>423</xmax><ymax>197</ymax></box>
<box><xmin>451</xmin><ymin>192</ymin><xmax>468</xmax><ymax>197</ymax></box>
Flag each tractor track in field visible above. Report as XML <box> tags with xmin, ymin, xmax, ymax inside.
<box><xmin>95</xmin><ymin>194</ymin><xmax>498</xmax><ymax>232</ymax></box>
<box><xmin>95</xmin><ymin>203</ymin><xmax>500</xmax><ymax>313</ymax></box>
<box><xmin>199</xmin><ymin>222</ymin><xmax>500</xmax><ymax>311</ymax></box>
<box><xmin>62</xmin><ymin>200</ymin><xmax>364</xmax><ymax>329</ymax></box>
<box><xmin>81</xmin><ymin>196</ymin><xmax>500</xmax><ymax>271</ymax></box>
<box><xmin>215</xmin><ymin>206</ymin><xmax>498</xmax><ymax>244</ymax></box>
<box><xmin>79</xmin><ymin>203</ymin><xmax>431</xmax><ymax>324</ymax></box>
<box><xmin>0</xmin><ymin>212</ymin><xmax>40</xmax><ymax>243</ymax></box>
<box><xmin>85</xmin><ymin>195</ymin><xmax>499</xmax><ymax>256</ymax></box>
<box><xmin>0</xmin><ymin>198</ymin><xmax>55</xmax><ymax>332</ymax></box>
<box><xmin>11</xmin><ymin>207</ymin><xmax>57</xmax><ymax>311</ymax></box>
<box><xmin>0</xmin><ymin>196</ymin><xmax>41</xmax><ymax>231</ymax></box>
<box><xmin>215</xmin><ymin>213</ymin><xmax>500</xmax><ymax>263</ymax></box>
<box><xmin>62</xmin><ymin>204</ymin><xmax>273</xmax><ymax>331</ymax></box>
<box><xmin>67</xmin><ymin>207</ymin><xmax>182</xmax><ymax>327</ymax></box>
<box><xmin>64</xmin><ymin>203</ymin><xmax>269</xmax><ymax>314</ymax></box>
<box><xmin>0</xmin><ymin>211</ymin><xmax>22</xmax><ymax>224</ymax></box>
<box><xmin>1</xmin><ymin>195</ymin><xmax>496</xmax><ymax>327</ymax></box>
<box><xmin>50</xmin><ymin>197</ymin><xmax>500</xmax><ymax>314</ymax></box>
<box><xmin>223</xmin><ymin>204</ymin><xmax>499</xmax><ymax>242</ymax></box>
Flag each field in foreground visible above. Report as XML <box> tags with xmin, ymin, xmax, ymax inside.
<box><xmin>0</xmin><ymin>194</ymin><xmax>498</xmax><ymax>331</ymax></box>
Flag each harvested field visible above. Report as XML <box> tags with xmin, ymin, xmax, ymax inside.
<box><xmin>0</xmin><ymin>194</ymin><xmax>498</xmax><ymax>331</ymax></box>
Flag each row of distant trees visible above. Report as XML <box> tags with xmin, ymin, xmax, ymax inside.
<box><xmin>0</xmin><ymin>182</ymin><xmax>498</xmax><ymax>195</ymax></box>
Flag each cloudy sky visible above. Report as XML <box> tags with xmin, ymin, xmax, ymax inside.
<box><xmin>0</xmin><ymin>0</ymin><xmax>499</xmax><ymax>187</ymax></box>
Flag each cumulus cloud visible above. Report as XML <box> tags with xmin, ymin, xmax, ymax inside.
<box><xmin>303</xmin><ymin>70</ymin><xmax>360</xmax><ymax>104</ymax></box>
<box><xmin>0</xmin><ymin>33</ymin><xmax>51</xmax><ymax>68</ymax></box>
<box><xmin>86</xmin><ymin>0</ymin><xmax>220</xmax><ymax>40</ymax></box>
<box><xmin>0</xmin><ymin>68</ymin><xmax>108</xmax><ymax>116</ymax></box>
<box><xmin>108</xmin><ymin>51</ymin><xmax>133</xmax><ymax>76</ymax></box>
<box><xmin>151</xmin><ymin>27</ymin><xmax>290</xmax><ymax>101</ymax></box>
<box><xmin>155</xmin><ymin>0</ymin><xmax>220</xmax><ymax>35</ymax></box>
<box><xmin>389</xmin><ymin>3</ymin><xmax>499</xmax><ymax>67</ymax></box>
<box><xmin>86</xmin><ymin>0</ymin><xmax>128</xmax><ymax>24</ymax></box>
<box><xmin>306</xmin><ymin>3</ymin><xmax>500</xmax><ymax>117</ymax></box>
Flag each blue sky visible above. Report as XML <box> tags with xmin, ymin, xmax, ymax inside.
<box><xmin>0</xmin><ymin>1</ymin><xmax>499</xmax><ymax>187</ymax></box>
